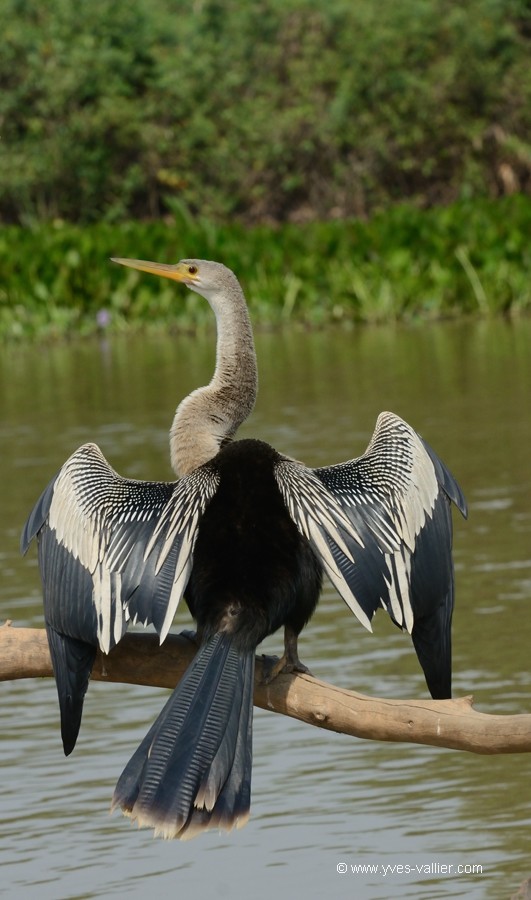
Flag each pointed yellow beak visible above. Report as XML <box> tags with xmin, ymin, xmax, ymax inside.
<box><xmin>111</xmin><ymin>258</ymin><xmax>196</xmax><ymax>283</ymax></box>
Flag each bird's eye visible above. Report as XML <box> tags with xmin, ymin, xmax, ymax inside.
<box><xmin>188</xmin><ymin>265</ymin><xmax>198</xmax><ymax>275</ymax></box>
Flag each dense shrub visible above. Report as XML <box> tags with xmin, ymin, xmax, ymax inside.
<box><xmin>1</xmin><ymin>0</ymin><xmax>530</xmax><ymax>225</ymax></box>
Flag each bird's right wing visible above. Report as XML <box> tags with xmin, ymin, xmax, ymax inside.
<box><xmin>274</xmin><ymin>459</ymin><xmax>384</xmax><ymax>631</ymax></box>
<box><xmin>21</xmin><ymin>442</ymin><xmax>219</xmax><ymax>653</ymax></box>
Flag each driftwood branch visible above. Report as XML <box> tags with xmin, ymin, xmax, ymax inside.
<box><xmin>2</xmin><ymin>621</ymin><xmax>531</xmax><ymax>755</ymax></box>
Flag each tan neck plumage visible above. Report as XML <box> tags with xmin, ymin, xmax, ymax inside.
<box><xmin>170</xmin><ymin>282</ymin><xmax>258</xmax><ymax>477</ymax></box>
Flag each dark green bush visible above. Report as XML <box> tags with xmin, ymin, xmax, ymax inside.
<box><xmin>1</xmin><ymin>0</ymin><xmax>530</xmax><ymax>225</ymax></box>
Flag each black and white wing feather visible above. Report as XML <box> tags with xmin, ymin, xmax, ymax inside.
<box><xmin>21</xmin><ymin>442</ymin><xmax>219</xmax><ymax>654</ymax></box>
<box><xmin>274</xmin><ymin>460</ymin><xmax>385</xmax><ymax>632</ymax></box>
<box><xmin>312</xmin><ymin>411</ymin><xmax>467</xmax><ymax>630</ymax></box>
<box><xmin>275</xmin><ymin>412</ymin><xmax>467</xmax><ymax>699</ymax></box>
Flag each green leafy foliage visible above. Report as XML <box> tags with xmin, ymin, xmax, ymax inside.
<box><xmin>1</xmin><ymin>196</ymin><xmax>529</xmax><ymax>339</ymax></box>
<box><xmin>1</xmin><ymin>0</ymin><xmax>530</xmax><ymax>225</ymax></box>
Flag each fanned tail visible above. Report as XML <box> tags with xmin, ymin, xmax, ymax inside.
<box><xmin>112</xmin><ymin>632</ymin><xmax>254</xmax><ymax>839</ymax></box>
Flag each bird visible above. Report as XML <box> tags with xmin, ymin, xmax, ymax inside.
<box><xmin>21</xmin><ymin>257</ymin><xmax>467</xmax><ymax>840</ymax></box>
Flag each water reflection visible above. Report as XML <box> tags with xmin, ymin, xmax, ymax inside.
<box><xmin>1</xmin><ymin>318</ymin><xmax>530</xmax><ymax>899</ymax></box>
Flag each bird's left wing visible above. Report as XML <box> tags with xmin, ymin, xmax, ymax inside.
<box><xmin>274</xmin><ymin>459</ymin><xmax>386</xmax><ymax>631</ymax></box>
<box><xmin>275</xmin><ymin>411</ymin><xmax>467</xmax><ymax>635</ymax></box>
<box><xmin>313</xmin><ymin>412</ymin><xmax>467</xmax><ymax>633</ymax></box>
<box><xmin>21</xmin><ymin>442</ymin><xmax>219</xmax><ymax>653</ymax></box>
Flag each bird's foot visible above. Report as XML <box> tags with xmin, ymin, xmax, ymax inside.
<box><xmin>261</xmin><ymin>652</ymin><xmax>312</xmax><ymax>684</ymax></box>
<box><xmin>179</xmin><ymin>629</ymin><xmax>199</xmax><ymax>645</ymax></box>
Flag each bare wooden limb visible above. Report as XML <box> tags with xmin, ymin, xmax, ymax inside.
<box><xmin>2</xmin><ymin>621</ymin><xmax>531</xmax><ymax>755</ymax></box>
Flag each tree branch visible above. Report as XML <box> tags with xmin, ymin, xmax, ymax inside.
<box><xmin>2</xmin><ymin>622</ymin><xmax>530</xmax><ymax>755</ymax></box>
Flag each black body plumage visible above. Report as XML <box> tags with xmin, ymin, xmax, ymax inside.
<box><xmin>186</xmin><ymin>440</ymin><xmax>322</xmax><ymax>649</ymax></box>
<box><xmin>21</xmin><ymin>257</ymin><xmax>467</xmax><ymax>839</ymax></box>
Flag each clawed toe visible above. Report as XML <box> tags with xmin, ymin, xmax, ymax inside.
<box><xmin>261</xmin><ymin>653</ymin><xmax>312</xmax><ymax>684</ymax></box>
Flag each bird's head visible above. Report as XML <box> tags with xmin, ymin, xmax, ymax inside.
<box><xmin>111</xmin><ymin>257</ymin><xmax>240</xmax><ymax>305</ymax></box>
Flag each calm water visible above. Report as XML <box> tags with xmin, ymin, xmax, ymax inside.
<box><xmin>1</xmin><ymin>319</ymin><xmax>531</xmax><ymax>900</ymax></box>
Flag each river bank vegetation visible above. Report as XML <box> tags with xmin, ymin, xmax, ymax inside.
<box><xmin>2</xmin><ymin>195</ymin><xmax>530</xmax><ymax>340</ymax></box>
<box><xmin>1</xmin><ymin>0</ymin><xmax>530</xmax><ymax>338</ymax></box>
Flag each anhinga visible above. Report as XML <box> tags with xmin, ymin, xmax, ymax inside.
<box><xmin>21</xmin><ymin>258</ymin><xmax>467</xmax><ymax>839</ymax></box>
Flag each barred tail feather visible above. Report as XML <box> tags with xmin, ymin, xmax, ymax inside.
<box><xmin>112</xmin><ymin>632</ymin><xmax>254</xmax><ymax>839</ymax></box>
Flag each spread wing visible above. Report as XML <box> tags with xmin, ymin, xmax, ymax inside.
<box><xmin>275</xmin><ymin>412</ymin><xmax>467</xmax><ymax>698</ymax></box>
<box><xmin>22</xmin><ymin>442</ymin><xmax>219</xmax><ymax>654</ymax></box>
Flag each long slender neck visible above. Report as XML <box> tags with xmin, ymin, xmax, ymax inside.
<box><xmin>170</xmin><ymin>281</ymin><xmax>258</xmax><ymax>477</ymax></box>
